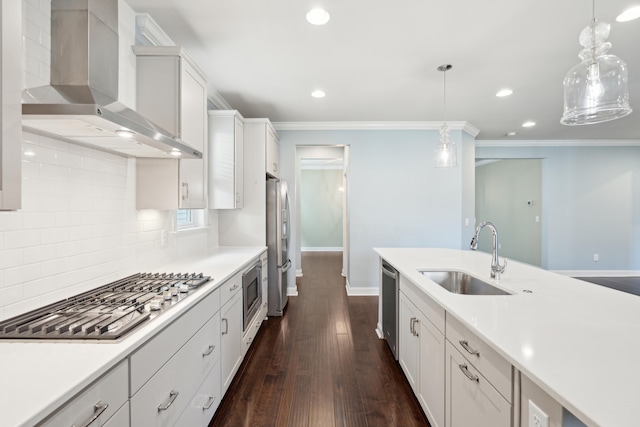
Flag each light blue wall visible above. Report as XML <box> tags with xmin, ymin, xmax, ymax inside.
<box><xmin>278</xmin><ymin>128</ymin><xmax>475</xmax><ymax>290</ymax></box>
<box><xmin>476</xmin><ymin>144</ymin><xmax>640</xmax><ymax>271</ymax></box>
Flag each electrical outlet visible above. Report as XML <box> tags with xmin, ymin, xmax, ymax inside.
<box><xmin>528</xmin><ymin>400</ymin><xmax>549</xmax><ymax>427</ymax></box>
<box><xmin>593</xmin><ymin>253</ymin><xmax>599</xmax><ymax>262</ymax></box>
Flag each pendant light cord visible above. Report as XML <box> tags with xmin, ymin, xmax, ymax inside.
<box><xmin>443</xmin><ymin>70</ymin><xmax>447</xmax><ymax>125</ymax></box>
<box><xmin>591</xmin><ymin>0</ymin><xmax>596</xmax><ymax>65</ymax></box>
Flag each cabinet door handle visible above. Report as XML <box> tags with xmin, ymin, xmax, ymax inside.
<box><xmin>409</xmin><ymin>317</ymin><xmax>415</xmax><ymax>335</ymax></box>
<box><xmin>73</xmin><ymin>401</ymin><xmax>108</xmax><ymax>427</ymax></box>
<box><xmin>222</xmin><ymin>318</ymin><xmax>228</xmax><ymax>335</ymax></box>
<box><xmin>273</xmin><ymin>162</ymin><xmax>278</xmax><ymax>172</ymax></box>
<box><xmin>181</xmin><ymin>182</ymin><xmax>189</xmax><ymax>201</ymax></box>
<box><xmin>157</xmin><ymin>390</ymin><xmax>179</xmax><ymax>412</ymax></box>
<box><xmin>202</xmin><ymin>344</ymin><xmax>215</xmax><ymax>357</ymax></box>
<box><xmin>203</xmin><ymin>395</ymin><xmax>217</xmax><ymax>410</ymax></box>
<box><xmin>413</xmin><ymin>318</ymin><xmax>419</xmax><ymax>337</ymax></box>
<box><xmin>459</xmin><ymin>340</ymin><xmax>480</xmax><ymax>357</ymax></box>
<box><xmin>229</xmin><ymin>283</ymin><xmax>239</xmax><ymax>291</ymax></box>
<box><xmin>459</xmin><ymin>364</ymin><xmax>479</xmax><ymax>382</ymax></box>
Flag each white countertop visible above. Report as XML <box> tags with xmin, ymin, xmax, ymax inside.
<box><xmin>375</xmin><ymin>248</ymin><xmax>640</xmax><ymax>427</ymax></box>
<box><xmin>0</xmin><ymin>246</ymin><xmax>265</xmax><ymax>427</ymax></box>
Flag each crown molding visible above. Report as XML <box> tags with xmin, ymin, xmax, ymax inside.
<box><xmin>207</xmin><ymin>89</ymin><xmax>233</xmax><ymax>111</ymax></box>
<box><xmin>272</xmin><ymin>121</ymin><xmax>480</xmax><ymax>137</ymax></box>
<box><xmin>476</xmin><ymin>139</ymin><xmax>640</xmax><ymax>147</ymax></box>
<box><xmin>135</xmin><ymin>14</ymin><xmax>175</xmax><ymax>46</ymax></box>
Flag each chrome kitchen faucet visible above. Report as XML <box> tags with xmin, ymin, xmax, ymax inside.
<box><xmin>470</xmin><ymin>221</ymin><xmax>507</xmax><ymax>281</ymax></box>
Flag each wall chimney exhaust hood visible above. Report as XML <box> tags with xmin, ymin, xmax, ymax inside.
<box><xmin>21</xmin><ymin>0</ymin><xmax>202</xmax><ymax>159</ymax></box>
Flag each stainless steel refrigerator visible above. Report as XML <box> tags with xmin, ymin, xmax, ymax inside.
<box><xmin>266</xmin><ymin>178</ymin><xmax>291</xmax><ymax>316</ymax></box>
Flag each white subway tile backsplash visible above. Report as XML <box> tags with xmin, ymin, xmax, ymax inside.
<box><xmin>22</xmin><ymin>212</ymin><xmax>56</xmax><ymax>229</ymax></box>
<box><xmin>6</xmin><ymin>264</ymin><xmax>43</xmax><ymax>289</ymax></box>
<box><xmin>4</xmin><ymin>229</ymin><xmax>41</xmax><ymax>250</ymax></box>
<box><xmin>0</xmin><ymin>213</ymin><xmax>24</xmax><ymax>231</ymax></box>
<box><xmin>0</xmin><ymin>249</ymin><xmax>24</xmax><ymax>271</ymax></box>
<box><xmin>23</xmin><ymin>244</ymin><xmax>57</xmax><ymax>264</ymax></box>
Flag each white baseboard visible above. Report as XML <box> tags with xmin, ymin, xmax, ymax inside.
<box><xmin>301</xmin><ymin>247</ymin><xmax>343</xmax><ymax>252</ymax></box>
<box><xmin>553</xmin><ymin>270</ymin><xmax>640</xmax><ymax>277</ymax></box>
<box><xmin>295</xmin><ymin>269</ymin><xmax>303</xmax><ymax>277</ymax></box>
<box><xmin>345</xmin><ymin>279</ymin><xmax>379</xmax><ymax>296</ymax></box>
<box><xmin>375</xmin><ymin>323</ymin><xmax>384</xmax><ymax>339</ymax></box>
<box><xmin>287</xmin><ymin>285</ymin><xmax>298</xmax><ymax>296</ymax></box>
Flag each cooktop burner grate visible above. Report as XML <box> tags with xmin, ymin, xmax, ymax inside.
<box><xmin>0</xmin><ymin>272</ymin><xmax>210</xmax><ymax>340</ymax></box>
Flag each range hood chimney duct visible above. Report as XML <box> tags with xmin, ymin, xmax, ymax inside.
<box><xmin>22</xmin><ymin>0</ymin><xmax>202</xmax><ymax>159</ymax></box>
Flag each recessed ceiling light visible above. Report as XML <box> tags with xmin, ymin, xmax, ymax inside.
<box><xmin>506</xmin><ymin>132</ymin><xmax>517</xmax><ymax>136</ymax></box>
<box><xmin>306</xmin><ymin>8</ymin><xmax>330</xmax><ymax>25</ymax></box>
<box><xmin>616</xmin><ymin>5</ymin><xmax>640</xmax><ymax>22</ymax></box>
<box><xmin>311</xmin><ymin>90</ymin><xmax>326</xmax><ymax>98</ymax></box>
<box><xmin>522</xmin><ymin>121</ymin><xmax>536</xmax><ymax>128</ymax></box>
<box><xmin>496</xmin><ymin>88</ymin><xmax>513</xmax><ymax>97</ymax></box>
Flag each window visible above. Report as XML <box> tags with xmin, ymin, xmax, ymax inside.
<box><xmin>176</xmin><ymin>209</ymin><xmax>205</xmax><ymax>231</ymax></box>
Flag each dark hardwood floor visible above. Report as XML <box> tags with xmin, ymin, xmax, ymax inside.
<box><xmin>210</xmin><ymin>251</ymin><xmax>429</xmax><ymax>427</ymax></box>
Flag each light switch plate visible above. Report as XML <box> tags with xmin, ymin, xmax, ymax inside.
<box><xmin>529</xmin><ymin>400</ymin><xmax>549</xmax><ymax>427</ymax></box>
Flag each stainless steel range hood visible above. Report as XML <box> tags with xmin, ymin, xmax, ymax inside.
<box><xmin>21</xmin><ymin>0</ymin><xmax>202</xmax><ymax>159</ymax></box>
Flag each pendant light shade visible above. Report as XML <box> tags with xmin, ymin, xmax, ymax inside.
<box><xmin>561</xmin><ymin>2</ymin><xmax>632</xmax><ymax>125</ymax></box>
<box><xmin>435</xmin><ymin>64</ymin><xmax>457</xmax><ymax>168</ymax></box>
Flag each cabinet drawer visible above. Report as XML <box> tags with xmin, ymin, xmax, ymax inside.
<box><xmin>38</xmin><ymin>361</ymin><xmax>128</xmax><ymax>427</ymax></box>
<box><xmin>131</xmin><ymin>311</ymin><xmax>220</xmax><ymax>426</ymax></box>
<box><xmin>242</xmin><ymin>312</ymin><xmax>264</xmax><ymax>355</ymax></box>
<box><xmin>130</xmin><ymin>287</ymin><xmax>220</xmax><ymax>394</ymax></box>
<box><xmin>446</xmin><ymin>342</ymin><xmax>511</xmax><ymax>427</ymax></box>
<box><xmin>400</xmin><ymin>274</ymin><xmax>446</xmax><ymax>334</ymax></box>
<box><xmin>176</xmin><ymin>361</ymin><xmax>221</xmax><ymax>427</ymax></box>
<box><xmin>220</xmin><ymin>271</ymin><xmax>242</xmax><ymax>307</ymax></box>
<box><xmin>446</xmin><ymin>314</ymin><xmax>512</xmax><ymax>402</ymax></box>
<box><xmin>104</xmin><ymin>401</ymin><xmax>130</xmax><ymax>427</ymax></box>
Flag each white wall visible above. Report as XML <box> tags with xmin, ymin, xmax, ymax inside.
<box><xmin>279</xmin><ymin>128</ymin><xmax>475</xmax><ymax>293</ymax></box>
<box><xmin>476</xmin><ymin>143</ymin><xmax>640</xmax><ymax>272</ymax></box>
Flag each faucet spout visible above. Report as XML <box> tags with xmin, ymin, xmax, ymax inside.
<box><xmin>470</xmin><ymin>221</ymin><xmax>507</xmax><ymax>279</ymax></box>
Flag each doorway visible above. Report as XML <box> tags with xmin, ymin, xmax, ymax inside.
<box><xmin>295</xmin><ymin>146</ymin><xmax>350</xmax><ymax>281</ymax></box>
<box><xmin>475</xmin><ymin>159</ymin><xmax>543</xmax><ymax>267</ymax></box>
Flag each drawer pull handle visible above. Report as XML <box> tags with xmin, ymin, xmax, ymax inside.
<box><xmin>157</xmin><ymin>390</ymin><xmax>179</xmax><ymax>412</ymax></box>
<box><xmin>409</xmin><ymin>317</ymin><xmax>415</xmax><ymax>335</ymax></box>
<box><xmin>203</xmin><ymin>395</ymin><xmax>217</xmax><ymax>410</ymax></box>
<box><xmin>229</xmin><ymin>284</ymin><xmax>239</xmax><ymax>291</ymax></box>
<box><xmin>203</xmin><ymin>344</ymin><xmax>215</xmax><ymax>356</ymax></box>
<box><xmin>459</xmin><ymin>364</ymin><xmax>479</xmax><ymax>382</ymax></box>
<box><xmin>222</xmin><ymin>318</ymin><xmax>229</xmax><ymax>335</ymax></box>
<box><xmin>459</xmin><ymin>340</ymin><xmax>480</xmax><ymax>357</ymax></box>
<box><xmin>73</xmin><ymin>401</ymin><xmax>108</xmax><ymax>427</ymax></box>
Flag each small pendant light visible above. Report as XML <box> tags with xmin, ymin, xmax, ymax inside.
<box><xmin>434</xmin><ymin>64</ymin><xmax>457</xmax><ymax>168</ymax></box>
<box><xmin>561</xmin><ymin>0</ymin><xmax>632</xmax><ymax>125</ymax></box>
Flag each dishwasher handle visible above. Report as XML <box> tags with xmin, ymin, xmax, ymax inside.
<box><xmin>381</xmin><ymin>263</ymin><xmax>397</xmax><ymax>280</ymax></box>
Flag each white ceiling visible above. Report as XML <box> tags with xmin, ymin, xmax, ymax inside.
<box><xmin>125</xmin><ymin>0</ymin><xmax>640</xmax><ymax>140</ymax></box>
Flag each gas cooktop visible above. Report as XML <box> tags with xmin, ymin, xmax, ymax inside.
<box><xmin>0</xmin><ymin>272</ymin><xmax>211</xmax><ymax>341</ymax></box>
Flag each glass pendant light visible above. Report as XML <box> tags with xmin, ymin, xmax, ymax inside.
<box><xmin>561</xmin><ymin>0</ymin><xmax>632</xmax><ymax>125</ymax></box>
<box><xmin>434</xmin><ymin>64</ymin><xmax>457</xmax><ymax>168</ymax></box>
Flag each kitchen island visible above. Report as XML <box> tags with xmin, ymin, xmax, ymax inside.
<box><xmin>0</xmin><ymin>246</ymin><xmax>265</xmax><ymax>427</ymax></box>
<box><xmin>375</xmin><ymin>248</ymin><xmax>639</xmax><ymax>427</ymax></box>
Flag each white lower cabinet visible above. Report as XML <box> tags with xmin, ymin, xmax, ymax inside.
<box><xmin>398</xmin><ymin>291</ymin><xmax>445</xmax><ymax>427</ymax></box>
<box><xmin>220</xmin><ymin>288</ymin><xmax>243</xmax><ymax>394</ymax></box>
<box><xmin>38</xmin><ymin>361</ymin><xmax>128</xmax><ymax>427</ymax></box>
<box><xmin>445</xmin><ymin>341</ymin><xmax>511</xmax><ymax>427</ymax></box>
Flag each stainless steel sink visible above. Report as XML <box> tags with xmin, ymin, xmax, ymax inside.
<box><xmin>419</xmin><ymin>270</ymin><xmax>512</xmax><ymax>296</ymax></box>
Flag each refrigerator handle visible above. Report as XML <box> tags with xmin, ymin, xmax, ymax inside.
<box><xmin>282</xmin><ymin>259</ymin><xmax>292</xmax><ymax>272</ymax></box>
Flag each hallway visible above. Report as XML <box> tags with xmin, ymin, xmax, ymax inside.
<box><xmin>210</xmin><ymin>251</ymin><xmax>429</xmax><ymax>427</ymax></box>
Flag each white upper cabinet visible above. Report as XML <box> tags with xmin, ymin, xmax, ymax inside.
<box><xmin>1</xmin><ymin>0</ymin><xmax>22</xmax><ymax>211</ymax></box>
<box><xmin>208</xmin><ymin>110</ymin><xmax>244</xmax><ymax>209</ymax></box>
<box><xmin>265</xmin><ymin>125</ymin><xmax>279</xmax><ymax>178</ymax></box>
<box><xmin>134</xmin><ymin>46</ymin><xmax>208</xmax><ymax>210</ymax></box>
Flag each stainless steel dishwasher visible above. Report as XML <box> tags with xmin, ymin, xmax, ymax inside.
<box><xmin>381</xmin><ymin>260</ymin><xmax>399</xmax><ymax>360</ymax></box>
